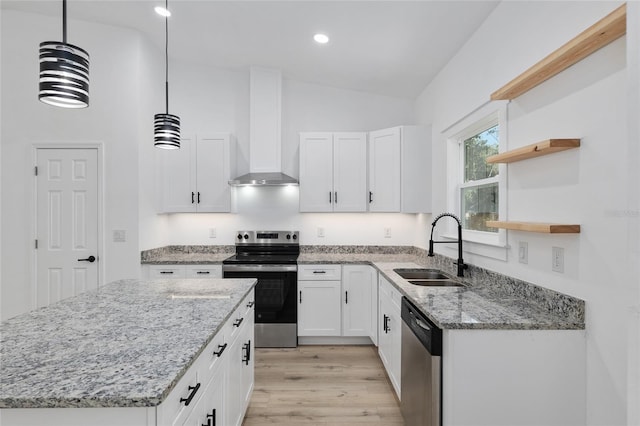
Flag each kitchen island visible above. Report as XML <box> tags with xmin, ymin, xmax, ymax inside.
<box><xmin>0</xmin><ymin>277</ymin><xmax>256</xmax><ymax>426</ymax></box>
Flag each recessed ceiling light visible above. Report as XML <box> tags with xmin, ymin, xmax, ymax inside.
<box><xmin>313</xmin><ymin>33</ymin><xmax>329</xmax><ymax>44</ymax></box>
<box><xmin>154</xmin><ymin>6</ymin><xmax>171</xmax><ymax>17</ymax></box>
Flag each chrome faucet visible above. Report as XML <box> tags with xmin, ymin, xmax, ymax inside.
<box><xmin>428</xmin><ymin>213</ymin><xmax>468</xmax><ymax>277</ymax></box>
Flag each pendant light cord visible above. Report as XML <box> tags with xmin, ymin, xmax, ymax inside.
<box><xmin>164</xmin><ymin>0</ymin><xmax>169</xmax><ymax>114</ymax></box>
<box><xmin>62</xmin><ymin>0</ymin><xmax>67</xmax><ymax>43</ymax></box>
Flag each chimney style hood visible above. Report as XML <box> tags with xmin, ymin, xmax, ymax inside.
<box><xmin>229</xmin><ymin>67</ymin><xmax>298</xmax><ymax>187</ymax></box>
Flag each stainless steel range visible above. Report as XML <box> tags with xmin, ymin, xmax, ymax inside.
<box><xmin>222</xmin><ymin>231</ymin><xmax>299</xmax><ymax>348</ymax></box>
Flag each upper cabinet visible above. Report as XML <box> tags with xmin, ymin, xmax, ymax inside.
<box><xmin>299</xmin><ymin>132</ymin><xmax>367</xmax><ymax>212</ymax></box>
<box><xmin>369</xmin><ymin>125</ymin><xmax>431</xmax><ymax>213</ymax></box>
<box><xmin>158</xmin><ymin>133</ymin><xmax>236</xmax><ymax>213</ymax></box>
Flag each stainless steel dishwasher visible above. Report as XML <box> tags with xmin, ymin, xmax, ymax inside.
<box><xmin>401</xmin><ymin>297</ymin><xmax>443</xmax><ymax>426</ymax></box>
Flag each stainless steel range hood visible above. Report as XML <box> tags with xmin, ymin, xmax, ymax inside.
<box><xmin>229</xmin><ymin>172</ymin><xmax>298</xmax><ymax>186</ymax></box>
<box><xmin>229</xmin><ymin>67</ymin><xmax>298</xmax><ymax>187</ymax></box>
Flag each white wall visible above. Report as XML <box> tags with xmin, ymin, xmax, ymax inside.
<box><xmin>139</xmin><ymin>63</ymin><xmax>420</xmax><ymax>249</ymax></box>
<box><xmin>1</xmin><ymin>11</ymin><xmax>143</xmax><ymax>320</ymax></box>
<box><xmin>415</xmin><ymin>2</ymin><xmax>636</xmax><ymax>424</ymax></box>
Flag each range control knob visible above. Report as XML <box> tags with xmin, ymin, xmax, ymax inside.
<box><xmin>286</xmin><ymin>234</ymin><xmax>291</xmax><ymax>240</ymax></box>
<box><xmin>243</xmin><ymin>234</ymin><xmax>249</xmax><ymax>240</ymax></box>
<box><xmin>237</xmin><ymin>234</ymin><xmax>243</xmax><ymax>240</ymax></box>
<box><xmin>292</xmin><ymin>234</ymin><xmax>297</xmax><ymax>240</ymax></box>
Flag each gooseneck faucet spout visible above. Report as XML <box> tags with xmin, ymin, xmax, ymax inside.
<box><xmin>428</xmin><ymin>212</ymin><xmax>468</xmax><ymax>277</ymax></box>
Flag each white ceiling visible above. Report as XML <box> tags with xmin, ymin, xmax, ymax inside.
<box><xmin>2</xmin><ymin>0</ymin><xmax>499</xmax><ymax>99</ymax></box>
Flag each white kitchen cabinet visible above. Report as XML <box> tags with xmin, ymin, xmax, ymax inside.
<box><xmin>299</xmin><ymin>132</ymin><xmax>367</xmax><ymax>212</ymax></box>
<box><xmin>226</xmin><ymin>298</ymin><xmax>255</xmax><ymax>426</ymax></box>
<box><xmin>368</xmin><ymin>125</ymin><xmax>431</xmax><ymax>213</ymax></box>
<box><xmin>441</xmin><ymin>329</ymin><xmax>585</xmax><ymax>426</ymax></box>
<box><xmin>158</xmin><ymin>133</ymin><xmax>235</xmax><ymax>213</ymax></box>
<box><xmin>142</xmin><ymin>265</ymin><xmax>222</xmax><ymax>280</ymax></box>
<box><xmin>342</xmin><ymin>265</ymin><xmax>377</xmax><ymax>343</ymax></box>
<box><xmin>298</xmin><ymin>264</ymin><xmax>377</xmax><ymax>342</ymax></box>
<box><xmin>378</xmin><ymin>275</ymin><xmax>401</xmax><ymax>399</ymax></box>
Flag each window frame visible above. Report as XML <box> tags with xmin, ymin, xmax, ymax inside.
<box><xmin>443</xmin><ymin>101</ymin><xmax>508</xmax><ymax>260</ymax></box>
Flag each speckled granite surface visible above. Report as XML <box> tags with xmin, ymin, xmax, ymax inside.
<box><xmin>141</xmin><ymin>245</ymin><xmax>234</xmax><ymax>264</ymax></box>
<box><xmin>0</xmin><ymin>278</ymin><xmax>256</xmax><ymax>409</ymax></box>
<box><xmin>140</xmin><ymin>245</ymin><xmax>585</xmax><ymax>331</ymax></box>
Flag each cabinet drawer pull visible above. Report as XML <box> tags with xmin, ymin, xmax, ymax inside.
<box><xmin>213</xmin><ymin>343</ymin><xmax>227</xmax><ymax>357</ymax></box>
<box><xmin>233</xmin><ymin>317</ymin><xmax>244</xmax><ymax>327</ymax></box>
<box><xmin>242</xmin><ymin>340</ymin><xmax>251</xmax><ymax>365</ymax></box>
<box><xmin>179</xmin><ymin>382</ymin><xmax>200</xmax><ymax>406</ymax></box>
<box><xmin>312</xmin><ymin>270</ymin><xmax>326</xmax><ymax>274</ymax></box>
<box><xmin>196</xmin><ymin>271</ymin><xmax>210</xmax><ymax>275</ymax></box>
<box><xmin>160</xmin><ymin>271</ymin><xmax>174</xmax><ymax>275</ymax></box>
<box><xmin>246</xmin><ymin>301</ymin><xmax>255</xmax><ymax>308</ymax></box>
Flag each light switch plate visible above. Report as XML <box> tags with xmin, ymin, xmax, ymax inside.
<box><xmin>518</xmin><ymin>241</ymin><xmax>528</xmax><ymax>264</ymax></box>
<box><xmin>552</xmin><ymin>247</ymin><xmax>564</xmax><ymax>273</ymax></box>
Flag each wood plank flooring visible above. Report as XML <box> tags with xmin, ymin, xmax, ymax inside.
<box><xmin>242</xmin><ymin>345</ymin><xmax>403</xmax><ymax>425</ymax></box>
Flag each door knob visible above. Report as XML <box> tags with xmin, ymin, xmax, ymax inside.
<box><xmin>77</xmin><ymin>255</ymin><xmax>96</xmax><ymax>263</ymax></box>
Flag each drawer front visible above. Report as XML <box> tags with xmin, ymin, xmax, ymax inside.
<box><xmin>161</xmin><ymin>354</ymin><xmax>205</xmax><ymax>426</ymax></box>
<box><xmin>185</xmin><ymin>265</ymin><xmax>222</xmax><ymax>279</ymax></box>
<box><xmin>149</xmin><ymin>265</ymin><xmax>187</xmax><ymax>279</ymax></box>
<box><xmin>298</xmin><ymin>264</ymin><xmax>342</xmax><ymax>281</ymax></box>
<box><xmin>379</xmin><ymin>275</ymin><xmax>401</xmax><ymax>310</ymax></box>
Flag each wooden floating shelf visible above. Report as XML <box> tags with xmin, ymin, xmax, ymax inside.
<box><xmin>491</xmin><ymin>3</ymin><xmax>626</xmax><ymax>100</ymax></box>
<box><xmin>486</xmin><ymin>138</ymin><xmax>580</xmax><ymax>164</ymax></box>
<box><xmin>486</xmin><ymin>221</ymin><xmax>581</xmax><ymax>234</ymax></box>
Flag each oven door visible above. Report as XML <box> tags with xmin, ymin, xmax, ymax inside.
<box><xmin>223</xmin><ymin>264</ymin><xmax>298</xmax><ymax>347</ymax></box>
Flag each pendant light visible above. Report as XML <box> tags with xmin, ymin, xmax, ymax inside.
<box><xmin>154</xmin><ymin>0</ymin><xmax>180</xmax><ymax>149</ymax></box>
<box><xmin>39</xmin><ymin>0</ymin><xmax>90</xmax><ymax>108</ymax></box>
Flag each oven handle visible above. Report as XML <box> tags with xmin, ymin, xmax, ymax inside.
<box><xmin>222</xmin><ymin>264</ymin><xmax>298</xmax><ymax>273</ymax></box>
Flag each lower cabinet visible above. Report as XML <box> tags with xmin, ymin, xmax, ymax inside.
<box><xmin>144</xmin><ymin>265</ymin><xmax>222</xmax><ymax>280</ymax></box>
<box><xmin>297</xmin><ymin>264</ymin><xmax>377</xmax><ymax>340</ymax></box>
<box><xmin>378</xmin><ymin>275</ymin><xmax>401</xmax><ymax>399</ymax></box>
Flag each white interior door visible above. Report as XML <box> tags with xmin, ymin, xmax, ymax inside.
<box><xmin>36</xmin><ymin>148</ymin><xmax>99</xmax><ymax>308</ymax></box>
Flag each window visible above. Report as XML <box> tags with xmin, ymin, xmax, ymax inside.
<box><xmin>460</xmin><ymin>124</ymin><xmax>499</xmax><ymax>232</ymax></box>
<box><xmin>444</xmin><ymin>102</ymin><xmax>507</xmax><ymax>257</ymax></box>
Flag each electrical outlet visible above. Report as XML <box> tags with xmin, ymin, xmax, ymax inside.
<box><xmin>317</xmin><ymin>227</ymin><xmax>325</xmax><ymax>238</ymax></box>
<box><xmin>113</xmin><ymin>230</ymin><xmax>126</xmax><ymax>243</ymax></box>
<box><xmin>384</xmin><ymin>228</ymin><xmax>392</xmax><ymax>238</ymax></box>
<box><xmin>518</xmin><ymin>241</ymin><xmax>528</xmax><ymax>264</ymax></box>
<box><xmin>209</xmin><ymin>228</ymin><xmax>216</xmax><ymax>238</ymax></box>
<box><xmin>552</xmin><ymin>247</ymin><xmax>564</xmax><ymax>273</ymax></box>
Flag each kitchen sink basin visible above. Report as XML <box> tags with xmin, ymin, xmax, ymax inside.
<box><xmin>393</xmin><ymin>268</ymin><xmax>450</xmax><ymax>280</ymax></box>
<box><xmin>407</xmin><ymin>279</ymin><xmax>464</xmax><ymax>287</ymax></box>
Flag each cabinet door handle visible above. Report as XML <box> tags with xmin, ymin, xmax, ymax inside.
<box><xmin>242</xmin><ymin>340</ymin><xmax>251</xmax><ymax>365</ymax></box>
<box><xmin>196</xmin><ymin>271</ymin><xmax>210</xmax><ymax>275</ymax></box>
<box><xmin>369</xmin><ymin>191</ymin><xmax>373</xmax><ymax>203</ymax></box>
<box><xmin>334</xmin><ymin>191</ymin><xmax>338</xmax><ymax>204</ymax></box>
<box><xmin>233</xmin><ymin>317</ymin><xmax>244</xmax><ymax>327</ymax></box>
<box><xmin>179</xmin><ymin>382</ymin><xmax>201</xmax><ymax>406</ymax></box>
<box><xmin>299</xmin><ymin>290</ymin><xmax>302</xmax><ymax>303</ymax></box>
<box><xmin>197</xmin><ymin>192</ymin><xmax>201</xmax><ymax>204</ymax></box>
<box><xmin>191</xmin><ymin>191</ymin><xmax>195</xmax><ymax>204</ymax></box>
<box><xmin>213</xmin><ymin>343</ymin><xmax>227</xmax><ymax>357</ymax></box>
<box><xmin>383</xmin><ymin>314</ymin><xmax>389</xmax><ymax>333</ymax></box>
<box><xmin>206</xmin><ymin>409</ymin><xmax>216</xmax><ymax>426</ymax></box>
<box><xmin>329</xmin><ymin>191</ymin><xmax>332</xmax><ymax>203</ymax></box>
<box><xmin>345</xmin><ymin>291</ymin><xmax>348</xmax><ymax>304</ymax></box>
<box><xmin>160</xmin><ymin>271</ymin><xmax>174</xmax><ymax>275</ymax></box>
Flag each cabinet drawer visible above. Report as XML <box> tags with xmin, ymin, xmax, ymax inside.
<box><xmin>160</xmin><ymin>352</ymin><xmax>206</xmax><ymax>426</ymax></box>
<box><xmin>228</xmin><ymin>291</ymin><xmax>254</xmax><ymax>343</ymax></box>
<box><xmin>379</xmin><ymin>275</ymin><xmax>401</xmax><ymax>309</ymax></box>
<box><xmin>185</xmin><ymin>265</ymin><xmax>222</xmax><ymax>278</ymax></box>
<box><xmin>298</xmin><ymin>264</ymin><xmax>342</xmax><ymax>281</ymax></box>
<box><xmin>148</xmin><ymin>265</ymin><xmax>187</xmax><ymax>279</ymax></box>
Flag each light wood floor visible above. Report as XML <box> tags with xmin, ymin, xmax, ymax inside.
<box><xmin>242</xmin><ymin>345</ymin><xmax>403</xmax><ymax>425</ymax></box>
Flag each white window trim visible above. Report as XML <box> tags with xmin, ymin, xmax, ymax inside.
<box><xmin>442</xmin><ymin>101</ymin><xmax>509</xmax><ymax>261</ymax></box>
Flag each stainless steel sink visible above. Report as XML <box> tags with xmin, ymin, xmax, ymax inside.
<box><xmin>407</xmin><ymin>279</ymin><xmax>464</xmax><ymax>287</ymax></box>
<box><xmin>393</xmin><ymin>268</ymin><xmax>450</xmax><ymax>280</ymax></box>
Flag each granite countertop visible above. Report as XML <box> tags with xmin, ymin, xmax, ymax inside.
<box><xmin>142</xmin><ymin>252</ymin><xmax>233</xmax><ymax>264</ymax></box>
<box><xmin>0</xmin><ymin>278</ymin><xmax>256</xmax><ymax>409</ymax></box>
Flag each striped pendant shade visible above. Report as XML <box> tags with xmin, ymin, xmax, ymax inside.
<box><xmin>154</xmin><ymin>0</ymin><xmax>180</xmax><ymax>149</ymax></box>
<box><xmin>38</xmin><ymin>1</ymin><xmax>90</xmax><ymax>108</ymax></box>
<box><xmin>154</xmin><ymin>113</ymin><xmax>181</xmax><ymax>149</ymax></box>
